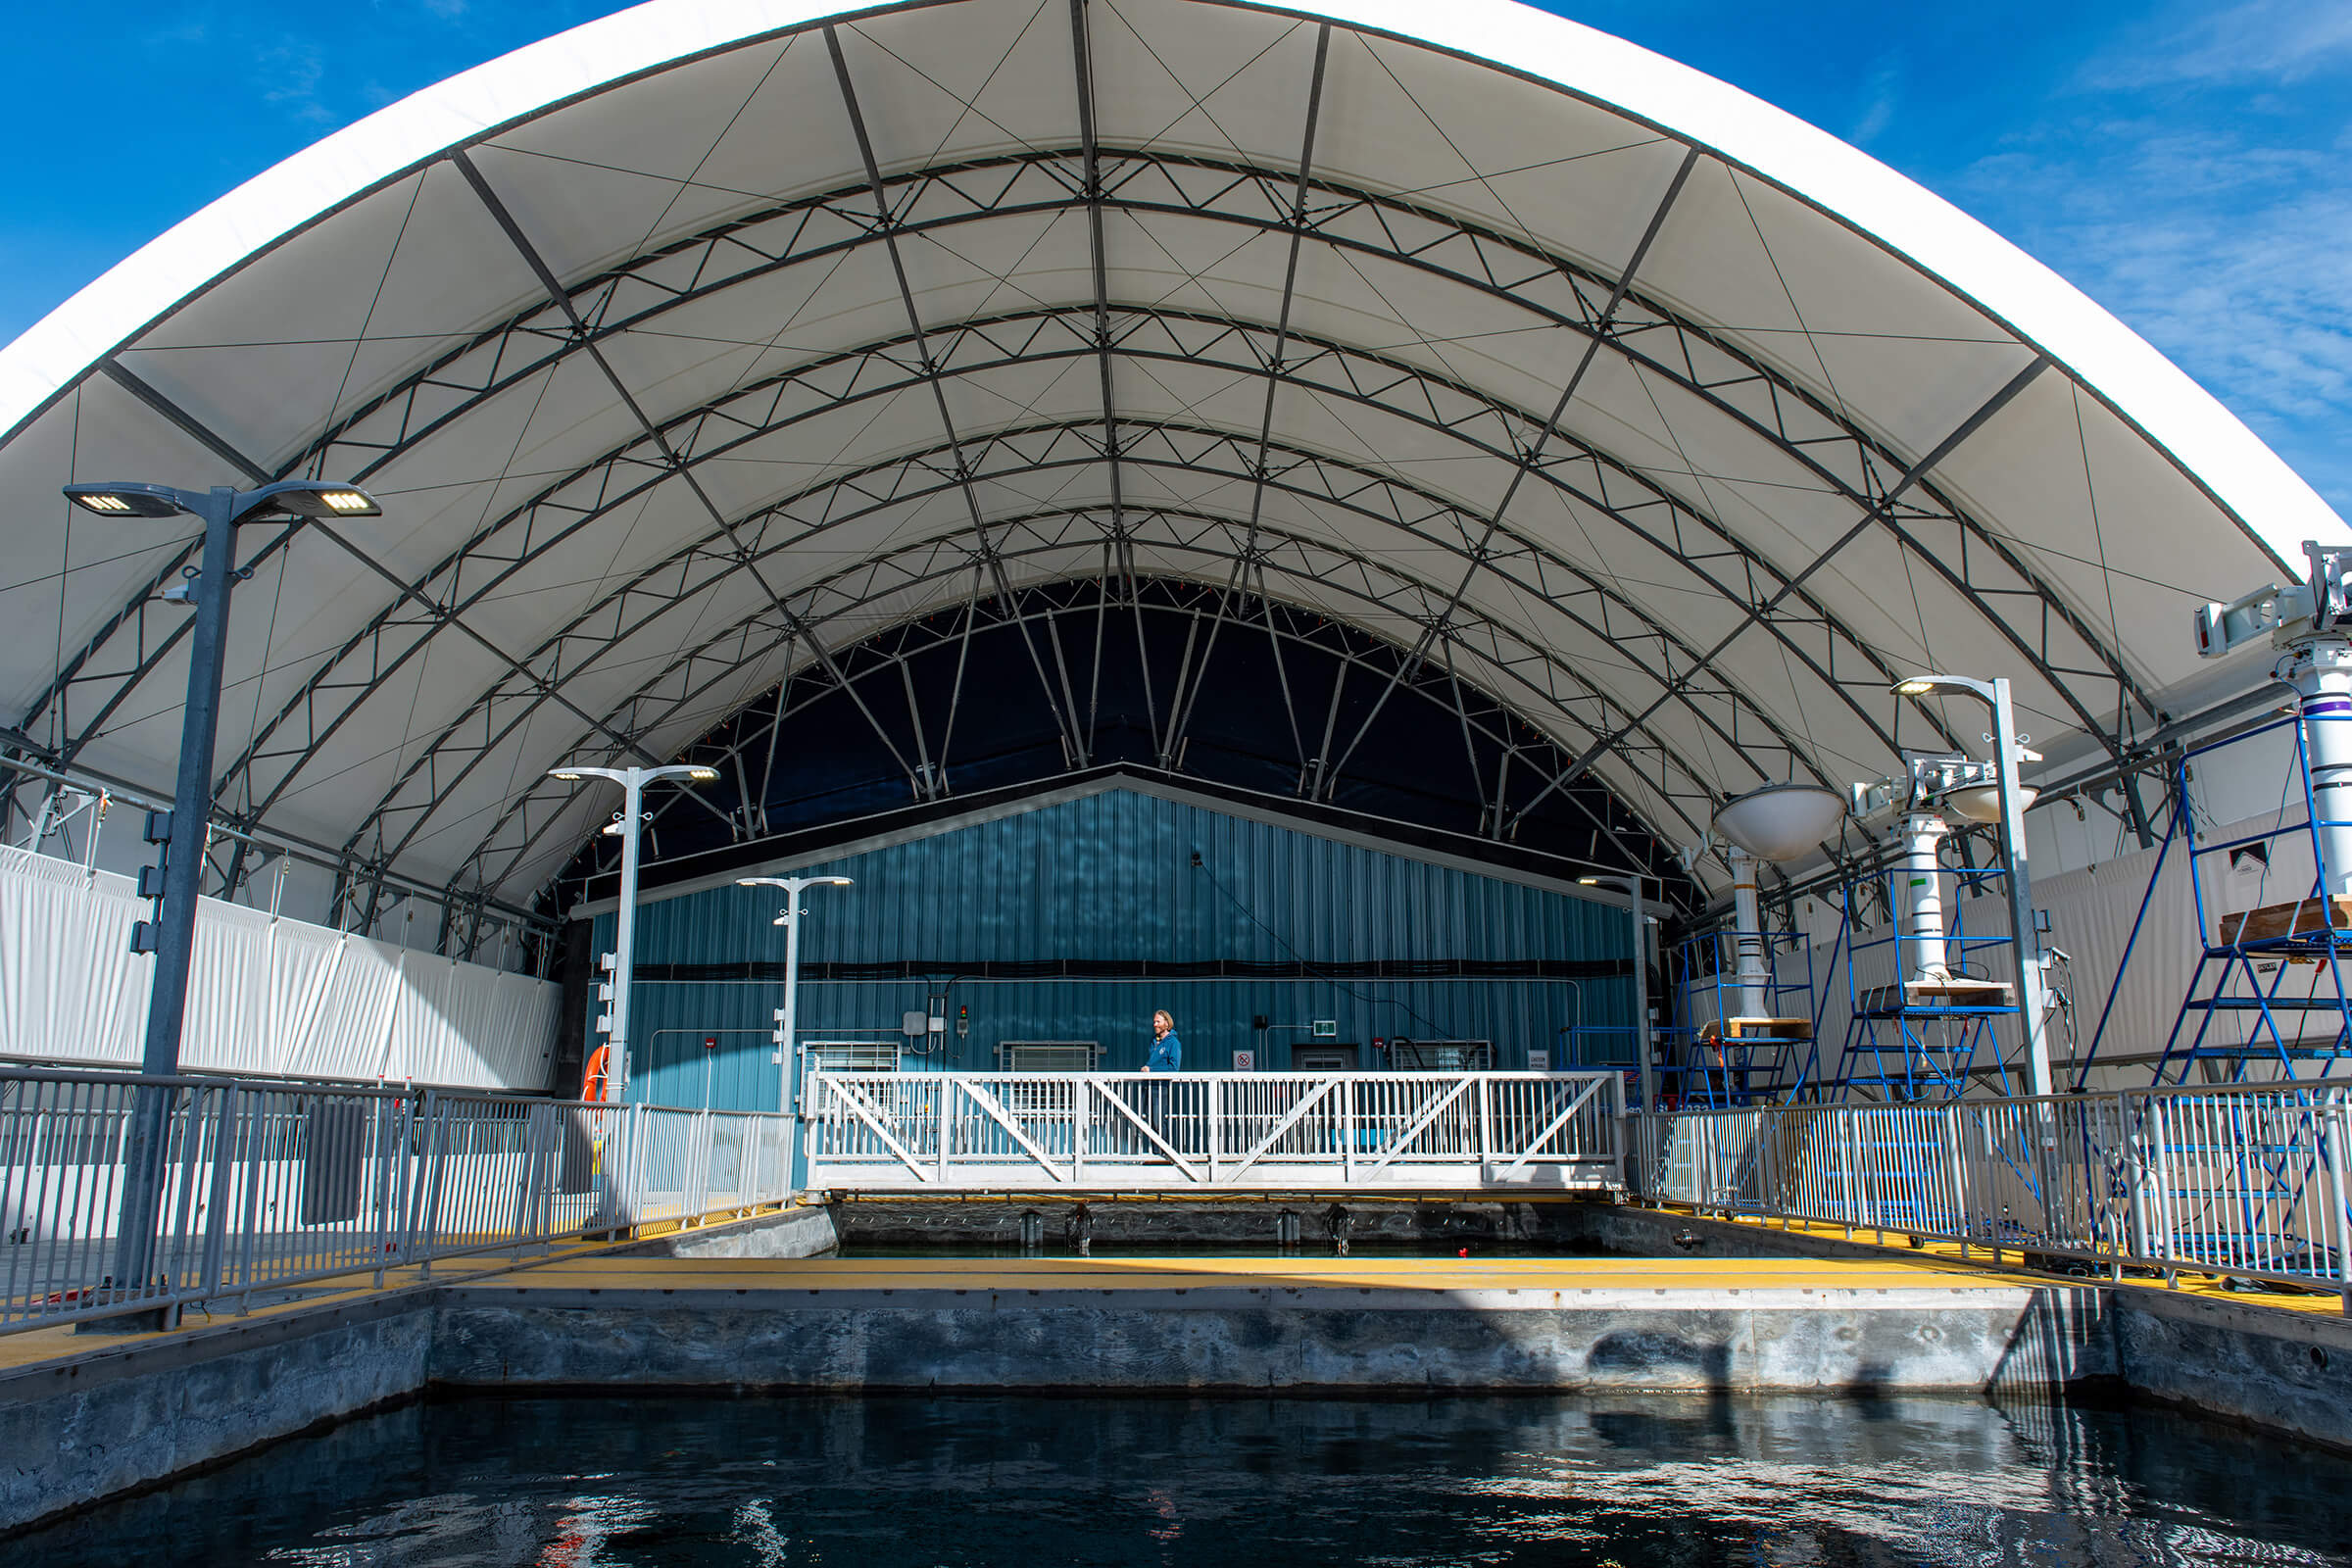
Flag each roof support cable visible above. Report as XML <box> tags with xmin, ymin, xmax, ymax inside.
<box><xmin>937</xmin><ymin>563</ymin><xmax>987</xmax><ymax>791</ymax></box>
<box><xmin>824</xmin><ymin>23</ymin><xmax>1087</xmax><ymax>770</ymax></box>
<box><xmin>1069</xmin><ymin>0</ymin><xmax>1125</xmax><ymax>578</ymax></box>
<box><xmin>447</xmin><ymin>145</ymin><xmax>923</xmax><ymax>801</ymax></box>
<box><xmin>1086</xmin><ymin>540</ymin><xmax>1112</xmax><ymax>752</ymax></box>
<box><xmin>1507</xmin><ymin>353</ymin><xmax>2052</xmax><ymax>833</ymax></box>
<box><xmin>1320</xmin><ymin>145</ymin><xmax>1700</xmax><ymax>797</ymax></box>
<box><xmin>1255</xmin><ymin>562</ymin><xmax>1307</xmax><ymax>768</ymax></box>
<box><xmin>1237</xmin><ymin>22</ymin><xmax>1332</xmax><ymax>561</ymax></box>
<box><xmin>1156</xmin><ymin>24</ymin><xmax>1332</xmax><ymax>776</ymax></box>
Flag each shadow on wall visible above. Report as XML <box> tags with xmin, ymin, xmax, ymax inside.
<box><xmin>1986</xmin><ymin>1287</ymin><xmax>2118</xmax><ymax>1395</ymax></box>
<box><xmin>1589</xmin><ymin>1330</ymin><xmax>1733</xmax><ymax>1393</ymax></box>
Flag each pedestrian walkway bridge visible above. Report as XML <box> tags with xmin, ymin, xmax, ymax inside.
<box><xmin>800</xmin><ymin>1069</ymin><xmax>1626</xmax><ymax>1192</ymax></box>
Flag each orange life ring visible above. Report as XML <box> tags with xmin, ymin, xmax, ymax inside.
<box><xmin>581</xmin><ymin>1044</ymin><xmax>612</xmax><ymax>1102</ymax></box>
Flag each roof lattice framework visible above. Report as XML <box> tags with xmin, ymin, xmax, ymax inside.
<box><xmin>0</xmin><ymin>0</ymin><xmax>2338</xmax><ymax>918</ymax></box>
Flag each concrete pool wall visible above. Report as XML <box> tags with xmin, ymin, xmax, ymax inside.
<box><xmin>4</xmin><ymin>1200</ymin><xmax>2349</xmax><ymax>1536</ymax></box>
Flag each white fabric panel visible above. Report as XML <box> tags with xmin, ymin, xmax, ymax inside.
<box><xmin>1</xmin><ymin>0</ymin><xmax>2337</xmax><ymax>917</ymax></box>
<box><xmin>0</xmin><ymin>844</ymin><xmax>556</xmax><ymax>1088</ymax></box>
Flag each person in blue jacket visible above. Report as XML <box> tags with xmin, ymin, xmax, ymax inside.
<box><xmin>1140</xmin><ymin>1009</ymin><xmax>1182</xmax><ymax>1145</ymax></box>
<box><xmin>1143</xmin><ymin>1009</ymin><xmax>1182</xmax><ymax>1073</ymax></box>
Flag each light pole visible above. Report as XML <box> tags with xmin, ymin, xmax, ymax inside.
<box><xmin>736</xmin><ymin>875</ymin><xmax>856</xmax><ymax>1114</ymax></box>
<box><xmin>1890</xmin><ymin>674</ymin><xmax>2053</xmax><ymax>1098</ymax></box>
<box><xmin>62</xmin><ymin>478</ymin><xmax>381</xmax><ymax>1324</ymax></box>
<box><xmin>549</xmin><ymin>762</ymin><xmax>718</xmax><ymax>1101</ymax></box>
<box><xmin>738</xmin><ymin>874</ymin><xmax>854</xmax><ymax>1194</ymax></box>
<box><xmin>1578</xmin><ymin>873</ymin><xmax>1650</xmax><ymax>1110</ymax></box>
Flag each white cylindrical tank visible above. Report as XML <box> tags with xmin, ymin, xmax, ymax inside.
<box><xmin>1896</xmin><ymin>810</ymin><xmax>1952</xmax><ymax>980</ymax></box>
<box><xmin>1728</xmin><ymin>846</ymin><xmax>1768</xmax><ymax>1018</ymax></box>
<box><xmin>2278</xmin><ymin>636</ymin><xmax>2352</xmax><ymax>897</ymax></box>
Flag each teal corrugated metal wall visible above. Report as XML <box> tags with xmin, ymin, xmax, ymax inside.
<box><xmin>589</xmin><ymin>789</ymin><xmax>1633</xmax><ymax>1109</ymax></box>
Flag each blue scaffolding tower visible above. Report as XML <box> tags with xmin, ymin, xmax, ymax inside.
<box><xmin>1666</xmin><ymin>925</ymin><xmax>1817</xmax><ymax>1107</ymax></box>
<box><xmin>1805</xmin><ymin>851</ymin><xmax>2030</xmax><ymax>1102</ymax></box>
<box><xmin>2082</xmin><ymin>714</ymin><xmax>2352</xmax><ymax>1087</ymax></box>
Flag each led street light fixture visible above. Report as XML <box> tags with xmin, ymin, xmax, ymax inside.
<box><xmin>249</xmin><ymin>482</ymin><xmax>383</xmax><ymax>518</ymax></box>
<box><xmin>63</xmin><ymin>483</ymin><xmax>185</xmax><ymax>518</ymax></box>
<box><xmin>1890</xmin><ymin>673</ymin><xmax>1993</xmax><ymax>702</ymax></box>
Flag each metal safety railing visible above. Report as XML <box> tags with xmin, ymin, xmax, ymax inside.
<box><xmin>0</xmin><ymin>1067</ymin><xmax>794</xmax><ymax>1334</ymax></box>
<box><xmin>802</xmin><ymin>1069</ymin><xmax>1627</xmax><ymax>1192</ymax></box>
<box><xmin>1629</xmin><ymin>1081</ymin><xmax>2352</xmax><ymax>1302</ymax></box>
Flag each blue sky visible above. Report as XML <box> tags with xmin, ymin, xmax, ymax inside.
<box><xmin>2</xmin><ymin>0</ymin><xmax>2346</xmax><ymax>512</ymax></box>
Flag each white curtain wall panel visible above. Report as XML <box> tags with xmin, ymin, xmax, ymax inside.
<box><xmin>0</xmin><ymin>844</ymin><xmax>558</xmax><ymax>1089</ymax></box>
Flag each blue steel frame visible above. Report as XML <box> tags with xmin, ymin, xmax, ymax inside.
<box><xmin>1659</xmin><ymin>926</ymin><xmax>1819</xmax><ymax>1107</ymax></box>
<box><xmin>1813</xmin><ymin>851</ymin><xmax>2027</xmax><ymax>1102</ymax></box>
<box><xmin>2117</xmin><ymin>714</ymin><xmax>2352</xmax><ymax>1086</ymax></box>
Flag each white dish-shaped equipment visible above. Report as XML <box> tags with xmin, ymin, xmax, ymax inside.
<box><xmin>1712</xmin><ymin>783</ymin><xmax>1848</xmax><ymax>862</ymax></box>
<box><xmin>1940</xmin><ymin>782</ymin><xmax>2038</xmax><ymax>824</ymax></box>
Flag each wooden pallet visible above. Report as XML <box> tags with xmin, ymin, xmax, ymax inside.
<box><xmin>1723</xmin><ymin>1015</ymin><xmax>1813</xmax><ymax>1042</ymax></box>
<box><xmin>2214</xmin><ymin>896</ymin><xmax>2352</xmax><ymax>946</ymax></box>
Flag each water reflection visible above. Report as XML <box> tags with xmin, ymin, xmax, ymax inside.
<box><xmin>16</xmin><ymin>1392</ymin><xmax>2350</xmax><ymax>1566</ymax></box>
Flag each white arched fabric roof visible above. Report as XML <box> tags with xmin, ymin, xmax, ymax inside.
<box><xmin>1</xmin><ymin>0</ymin><xmax>2340</xmax><ymax>912</ymax></box>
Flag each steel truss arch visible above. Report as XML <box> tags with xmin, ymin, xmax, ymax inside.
<box><xmin>38</xmin><ymin>145</ymin><xmax>2140</xmax><ymax>792</ymax></box>
<box><xmin>350</xmin><ymin>484</ymin><xmax>1744</xmax><ymax>900</ymax></box>
<box><xmin>555</xmin><ymin>572</ymin><xmax>1682</xmax><ymax>905</ymax></box>
<box><xmin>448</xmin><ymin>506</ymin><xmax>1709</xmax><ymax>908</ymax></box>
<box><xmin>186</xmin><ymin>306</ymin><xmax>1962</xmax><ymax>852</ymax></box>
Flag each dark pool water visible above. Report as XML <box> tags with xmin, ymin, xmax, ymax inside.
<box><xmin>20</xmin><ymin>1392</ymin><xmax>2352</xmax><ymax>1566</ymax></box>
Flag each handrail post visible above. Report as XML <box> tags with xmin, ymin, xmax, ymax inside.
<box><xmin>196</xmin><ymin>1085</ymin><xmax>239</xmax><ymax>1305</ymax></box>
<box><xmin>2327</xmin><ymin>1098</ymin><xmax>2352</xmax><ymax>1316</ymax></box>
<box><xmin>415</xmin><ymin>1093</ymin><xmax>448</xmax><ymax>1280</ymax></box>
<box><xmin>2150</xmin><ymin>1094</ymin><xmax>2178</xmax><ymax>1288</ymax></box>
<box><xmin>623</xmin><ymin>1102</ymin><xmax>648</xmax><ymax>1237</ymax></box>
<box><xmin>1206</xmin><ymin>1076</ymin><xmax>1221</xmax><ymax>1184</ymax></box>
<box><xmin>369</xmin><ymin>1095</ymin><xmax>399</xmax><ymax>1290</ymax></box>
<box><xmin>1838</xmin><ymin>1111</ymin><xmax>1859</xmax><ymax>1235</ymax></box>
<box><xmin>396</xmin><ymin>1089</ymin><xmax>431</xmax><ymax>1275</ymax></box>
<box><xmin>1946</xmin><ymin>1104</ymin><xmax>1969</xmax><ymax>1253</ymax></box>
<box><xmin>1342</xmin><ymin>1076</ymin><xmax>1356</xmax><ymax>1188</ymax></box>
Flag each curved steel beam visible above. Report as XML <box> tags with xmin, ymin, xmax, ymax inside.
<box><xmin>553</xmin><ymin>575</ymin><xmax>1690</xmax><ymax>906</ymax></box>
<box><xmin>207</xmin><ymin>308</ymin><xmax>1938</xmax><ymax>832</ymax></box>
<box><xmin>318</xmin><ymin>415</ymin><xmax>1846</xmax><ymax>882</ymax></box>
<box><xmin>43</xmin><ymin>146</ymin><xmax>2141</xmax><ymax>776</ymax></box>
<box><xmin>451</xmin><ymin>509</ymin><xmax>1709</xmax><ymax>903</ymax></box>
<box><xmin>368</xmin><ymin>499</ymin><xmax>1736</xmax><ymax>890</ymax></box>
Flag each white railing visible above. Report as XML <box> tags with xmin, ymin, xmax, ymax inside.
<box><xmin>0</xmin><ymin>1068</ymin><xmax>794</xmax><ymax>1334</ymax></box>
<box><xmin>1630</xmin><ymin>1082</ymin><xmax>2352</xmax><ymax>1300</ymax></box>
<box><xmin>801</xmin><ymin>1070</ymin><xmax>1627</xmax><ymax>1192</ymax></box>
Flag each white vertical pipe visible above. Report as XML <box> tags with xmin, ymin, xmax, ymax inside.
<box><xmin>2278</xmin><ymin>637</ymin><xmax>2352</xmax><ymax>896</ymax></box>
<box><xmin>1729</xmin><ymin>848</ymin><xmax>1767</xmax><ymax>1018</ymax></box>
<box><xmin>1897</xmin><ymin>811</ymin><xmax>1951</xmax><ymax>980</ymax></box>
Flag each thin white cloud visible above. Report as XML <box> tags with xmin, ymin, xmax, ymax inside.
<box><xmin>1956</xmin><ymin>127</ymin><xmax>2352</xmax><ymax>507</ymax></box>
<box><xmin>1848</xmin><ymin>55</ymin><xmax>1901</xmax><ymax>147</ymax></box>
<box><xmin>2080</xmin><ymin>0</ymin><xmax>2352</xmax><ymax>88</ymax></box>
